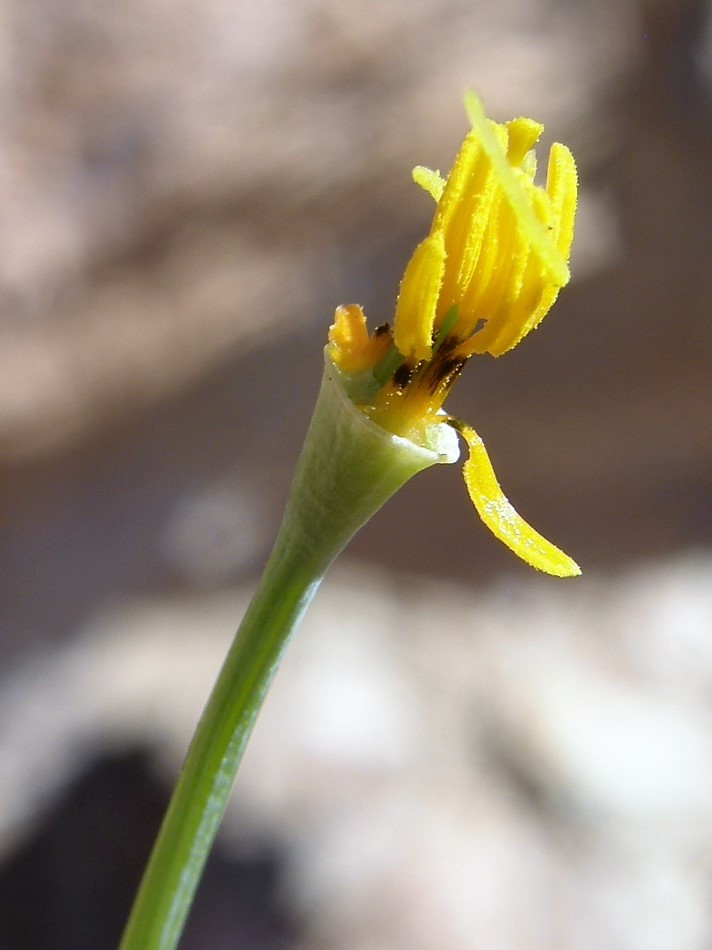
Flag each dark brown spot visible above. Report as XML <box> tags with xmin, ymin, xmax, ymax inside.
<box><xmin>433</xmin><ymin>334</ymin><xmax>458</xmax><ymax>355</ymax></box>
<box><xmin>392</xmin><ymin>362</ymin><xmax>414</xmax><ymax>389</ymax></box>
<box><xmin>429</xmin><ymin>355</ymin><xmax>467</xmax><ymax>393</ymax></box>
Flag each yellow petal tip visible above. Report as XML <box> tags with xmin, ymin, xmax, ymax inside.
<box><xmin>458</xmin><ymin>422</ymin><xmax>581</xmax><ymax>578</ymax></box>
<box><xmin>413</xmin><ymin>165</ymin><xmax>445</xmax><ymax>202</ymax></box>
<box><xmin>393</xmin><ymin>231</ymin><xmax>447</xmax><ymax>361</ymax></box>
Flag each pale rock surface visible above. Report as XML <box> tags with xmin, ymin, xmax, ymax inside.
<box><xmin>1</xmin><ymin>554</ymin><xmax>711</xmax><ymax>948</ymax></box>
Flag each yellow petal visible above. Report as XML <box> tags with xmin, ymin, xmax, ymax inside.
<box><xmin>412</xmin><ymin>165</ymin><xmax>445</xmax><ymax>202</ymax></box>
<box><xmin>328</xmin><ymin>304</ymin><xmax>369</xmax><ymax>370</ymax></box>
<box><xmin>472</xmin><ymin>272</ymin><xmax>560</xmax><ymax>357</ymax></box>
<box><xmin>431</xmin><ymin>130</ymin><xmax>483</xmax><ymax>236</ymax></box>
<box><xmin>464</xmin><ymin>91</ymin><xmax>569</xmax><ymax>287</ymax></box>
<box><xmin>505</xmin><ymin>117</ymin><xmax>543</xmax><ymax>167</ymax></box>
<box><xmin>458</xmin><ymin>422</ymin><xmax>581</xmax><ymax>577</ymax></box>
<box><xmin>393</xmin><ymin>231</ymin><xmax>446</xmax><ymax>361</ymax></box>
<box><xmin>441</xmin><ymin>141</ymin><xmax>501</xmax><ymax>326</ymax></box>
<box><xmin>328</xmin><ymin>304</ymin><xmax>390</xmax><ymax>373</ymax></box>
<box><xmin>545</xmin><ymin>142</ymin><xmax>578</xmax><ymax>261</ymax></box>
<box><xmin>457</xmin><ymin>184</ymin><xmax>518</xmax><ymax>326</ymax></box>
<box><xmin>456</xmin><ymin>145</ymin><xmax>578</xmax><ymax>358</ymax></box>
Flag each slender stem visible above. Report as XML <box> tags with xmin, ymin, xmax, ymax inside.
<box><xmin>119</xmin><ymin>357</ymin><xmax>457</xmax><ymax>950</ymax></box>
<box><xmin>119</xmin><ymin>527</ymin><xmax>324</xmax><ymax>950</ymax></box>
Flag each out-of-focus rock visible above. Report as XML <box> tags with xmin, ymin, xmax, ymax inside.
<box><xmin>0</xmin><ymin>0</ymin><xmax>646</xmax><ymax>457</ymax></box>
<box><xmin>2</xmin><ymin>554</ymin><xmax>712</xmax><ymax>948</ymax></box>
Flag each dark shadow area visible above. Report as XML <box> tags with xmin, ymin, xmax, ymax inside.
<box><xmin>0</xmin><ymin>749</ymin><xmax>301</xmax><ymax>950</ymax></box>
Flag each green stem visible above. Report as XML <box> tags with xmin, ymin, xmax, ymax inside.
<box><xmin>119</xmin><ymin>523</ymin><xmax>322</xmax><ymax>950</ymax></box>
<box><xmin>119</xmin><ymin>356</ymin><xmax>458</xmax><ymax>950</ymax></box>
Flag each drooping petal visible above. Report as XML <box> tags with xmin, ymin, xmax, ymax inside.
<box><xmin>458</xmin><ymin>422</ymin><xmax>580</xmax><ymax>577</ymax></box>
<box><xmin>393</xmin><ymin>231</ymin><xmax>446</xmax><ymax>361</ymax></box>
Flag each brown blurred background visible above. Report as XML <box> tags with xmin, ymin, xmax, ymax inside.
<box><xmin>1</xmin><ymin>0</ymin><xmax>711</xmax><ymax>947</ymax></box>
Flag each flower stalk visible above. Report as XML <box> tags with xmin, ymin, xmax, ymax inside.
<box><xmin>119</xmin><ymin>357</ymin><xmax>456</xmax><ymax>950</ymax></box>
<box><xmin>121</xmin><ymin>91</ymin><xmax>581</xmax><ymax>949</ymax></box>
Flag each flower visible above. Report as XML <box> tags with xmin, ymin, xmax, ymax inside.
<box><xmin>328</xmin><ymin>93</ymin><xmax>580</xmax><ymax>577</ymax></box>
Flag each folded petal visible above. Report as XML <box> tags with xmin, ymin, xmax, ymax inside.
<box><xmin>393</xmin><ymin>231</ymin><xmax>446</xmax><ymax>361</ymax></box>
<box><xmin>412</xmin><ymin>165</ymin><xmax>445</xmax><ymax>202</ymax></box>
<box><xmin>328</xmin><ymin>304</ymin><xmax>390</xmax><ymax>373</ymax></box>
<box><xmin>458</xmin><ymin>422</ymin><xmax>580</xmax><ymax>577</ymax></box>
<box><xmin>328</xmin><ymin>304</ymin><xmax>369</xmax><ymax>371</ymax></box>
<box><xmin>505</xmin><ymin>117</ymin><xmax>543</xmax><ymax>167</ymax></box>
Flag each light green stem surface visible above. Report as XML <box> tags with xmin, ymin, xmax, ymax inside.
<box><xmin>119</xmin><ymin>357</ymin><xmax>458</xmax><ymax>950</ymax></box>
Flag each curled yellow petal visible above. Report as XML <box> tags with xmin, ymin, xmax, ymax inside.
<box><xmin>393</xmin><ymin>231</ymin><xmax>446</xmax><ymax>361</ymax></box>
<box><xmin>545</xmin><ymin>142</ymin><xmax>578</xmax><ymax>261</ymax></box>
<box><xmin>458</xmin><ymin>422</ymin><xmax>580</xmax><ymax>577</ymax></box>
<box><xmin>412</xmin><ymin>165</ymin><xmax>445</xmax><ymax>202</ymax></box>
<box><xmin>328</xmin><ymin>304</ymin><xmax>369</xmax><ymax>371</ymax></box>
<box><xmin>328</xmin><ymin>304</ymin><xmax>390</xmax><ymax>373</ymax></box>
<box><xmin>505</xmin><ymin>117</ymin><xmax>543</xmax><ymax>167</ymax></box>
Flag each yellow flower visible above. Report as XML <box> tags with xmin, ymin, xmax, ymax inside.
<box><xmin>328</xmin><ymin>93</ymin><xmax>580</xmax><ymax>577</ymax></box>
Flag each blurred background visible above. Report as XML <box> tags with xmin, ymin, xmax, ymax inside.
<box><xmin>1</xmin><ymin>0</ymin><xmax>711</xmax><ymax>946</ymax></box>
